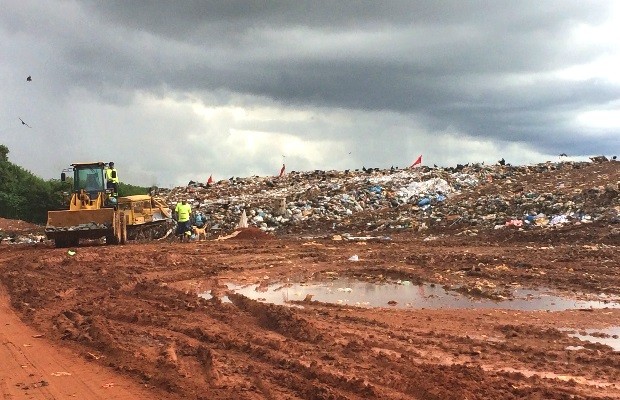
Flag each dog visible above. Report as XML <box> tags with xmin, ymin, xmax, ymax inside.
<box><xmin>192</xmin><ymin>225</ymin><xmax>207</xmax><ymax>241</ymax></box>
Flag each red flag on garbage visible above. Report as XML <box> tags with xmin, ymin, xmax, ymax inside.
<box><xmin>207</xmin><ymin>175</ymin><xmax>213</xmax><ymax>184</ymax></box>
<box><xmin>410</xmin><ymin>155</ymin><xmax>422</xmax><ymax>168</ymax></box>
<box><xmin>279</xmin><ymin>164</ymin><xmax>286</xmax><ymax>177</ymax></box>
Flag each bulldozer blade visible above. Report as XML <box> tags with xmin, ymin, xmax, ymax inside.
<box><xmin>45</xmin><ymin>209</ymin><xmax>116</xmax><ymax>242</ymax></box>
<box><xmin>47</xmin><ymin>208</ymin><xmax>115</xmax><ymax>228</ymax></box>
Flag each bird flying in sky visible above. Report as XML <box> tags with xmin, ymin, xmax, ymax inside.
<box><xmin>26</xmin><ymin>75</ymin><xmax>32</xmax><ymax>82</ymax></box>
<box><xmin>19</xmin><ymin>118</ymin><xmax>32</xmax><ymax>128</ymax></box>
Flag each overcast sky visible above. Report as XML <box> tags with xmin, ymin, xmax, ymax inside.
<box><xmin>1</xmin><ymin>1</ymin><xmax>619</xmax><ymax>187</ymax></box>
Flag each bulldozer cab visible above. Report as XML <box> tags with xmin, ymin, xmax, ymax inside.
<box><xmin>62</xmin><ymin>162</ymin><xmax>115</xmax><ymax>211</ymax></box>
<box><xmin>76</xmin><ymin>167</ymin><xmax>105</xmax><ymax>195</ymax></box>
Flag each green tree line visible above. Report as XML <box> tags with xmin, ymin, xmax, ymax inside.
<box><xmin>0</xmin><ymin>145</ymin><xmax>149</xmax><ymax>224</ymax></box>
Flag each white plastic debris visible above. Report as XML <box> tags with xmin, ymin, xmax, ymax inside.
<box><xmin>237</xmin><ymin>210</ymin><xmax>248</xmax><ymax>228</ymax></box>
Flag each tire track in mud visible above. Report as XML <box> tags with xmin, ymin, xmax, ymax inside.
<box><xmin>50</xmin><ymin>280</ymin><xmax>466</xmax><ymax>399</ymax></box>
<box><xmin>27</xmin><ymin>276</ymin><xmax>369</xmax><ymax>398</ymax></box>
<box><xmin>0</xmin><ymin>284</ymin><xmax>159</xmax><ymax>400</ymax></box>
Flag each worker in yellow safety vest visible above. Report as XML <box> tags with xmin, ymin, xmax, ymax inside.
<box><xmin>106</xmin><ymin>161</ymin><xmax>120</xmax><ymax>197</ymax></box>
<box><xmin>174</xmin><ymin>198</ymin><xmax>192</xmax><ymax>242</ymax></box>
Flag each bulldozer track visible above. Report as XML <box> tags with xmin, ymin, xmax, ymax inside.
<box><xmin>126</xmin><ymin>220</ymin><xmax>174</xmax><ymax>241</ymax></box>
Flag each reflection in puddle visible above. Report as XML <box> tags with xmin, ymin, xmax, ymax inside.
<box><xmin>219</xmin><ymin>279</ymin><xmax>620</xmax><ymax>311</ymax></box>
<box><xmin>198</xmin><ymin>291</ymin><xmax>232</xmax><ymax>303</ymax></box>
<box><xmin>566</xmin><ymin>327</ymin><xmax>620</xmax><ymax>351</ymax></box>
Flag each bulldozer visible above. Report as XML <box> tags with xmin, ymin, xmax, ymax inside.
<box><xmin>116</xmin><ymin>194</ymin><xmax>174</xmax><ymax>240</ymax></box>
<box><xmin>45</xmin><ymin>162</ymin><xmax>173</xmax><ymax>247</ymax></box>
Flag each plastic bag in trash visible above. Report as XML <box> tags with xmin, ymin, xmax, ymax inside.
<box><xmin>418</xmin><ymin>198</ymin><xmax>431</xmax><ymax>206</ymax></box>
<box><xmin>550</xmin><ymin>215</ymin><xmax>569</xmax><ymax>225</ymax></box>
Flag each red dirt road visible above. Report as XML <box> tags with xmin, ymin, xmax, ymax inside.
<box><xmin>0</xmin><ymin>284</ymin><xmax>157</xmax><ymax>399</ymax></box>
<box><xmin>1</xmin><ymin>222</ymin><xmax>619</xmax><ymax>399</ymax></box>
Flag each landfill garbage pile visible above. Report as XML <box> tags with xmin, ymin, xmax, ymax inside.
<box><xmin>157</xmin><ymin>159</ymin><xmax>619</xmax><ymax>237</ymax></box>
<box><xmin>0</xmin><ymin>217</ymin><xmax>46</xmax><ymax>244</ymax></box>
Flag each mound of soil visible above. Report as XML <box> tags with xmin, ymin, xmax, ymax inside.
<box><xmin>234</xmin><ymin>227</ymin><xmax>275</xmax><ymax>240</ymax></box>
<box><xmin>0</xmin><ymin>217</ymin><xmax>41</xmax><ymax>233</ymax></box>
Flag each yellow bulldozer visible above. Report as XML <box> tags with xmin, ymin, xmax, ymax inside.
<box><xmin>45</xmin><ymin>162</ymin><xmax>173</xmax><ymax>247</ymax></box>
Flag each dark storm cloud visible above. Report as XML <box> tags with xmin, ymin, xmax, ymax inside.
<box><xmin>75</xmin><ymin>1</ymin><xmax>618</xmax><ymax>115</ymax></box>
<box><xmin>85</xmin><ymin>1</ymin><xmax>608</xmax><ymax>37</ymax></box>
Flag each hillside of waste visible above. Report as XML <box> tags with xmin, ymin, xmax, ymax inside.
<box><xmin>156</xmin><ymin>159</ymin><xmax>619</xmax><ymax>237</ymax></box>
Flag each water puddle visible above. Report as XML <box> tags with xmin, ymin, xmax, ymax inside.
<box><xmin>217</xmin><ymin>279</ymin><xmax>620</xmax><ymax>311</ymax></box>
<box><xmin>565</xmin><ymin>327</ymin><xmax>620</xmax><ymax>351</ymax></box>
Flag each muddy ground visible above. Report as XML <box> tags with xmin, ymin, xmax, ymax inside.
<box><xmin>0</xmin><ymin>221</ymin><xmax>619</xmax><ymax>399</ymax></box>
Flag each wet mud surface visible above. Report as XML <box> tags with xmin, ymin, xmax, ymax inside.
<box><xmin>1</xmin><ymin>223</ymin><xmax>619</xmax><ymax>399</ymax></box>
